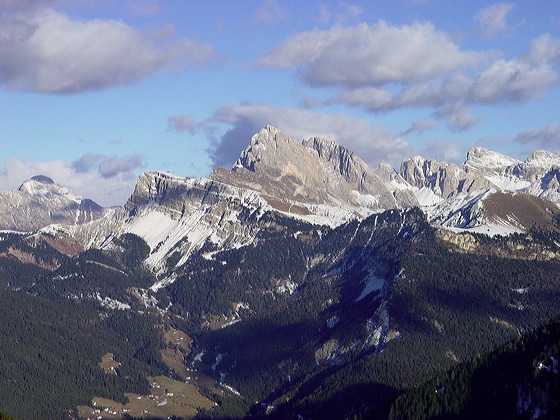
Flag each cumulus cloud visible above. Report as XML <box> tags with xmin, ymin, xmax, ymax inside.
<box><xmin>0</xmin><ymin>155</ymin><xmax>143</xmax><ymax>206</ymax></box>
<box><xmin>97</xmin><ymin>154</ymin><xmax>144</xmax><ymax>178</ymax></box>
<box><xmin>257</xmin><ymin>21</ymin><xmax>560</xmax><ymax>131</ymax></box>
<box><xmin>71</xmin><ymin>153</ymin><xmax>143</xmax><ymax>179</ymax></box>
<box><xmin>0</xmin><ymin>6</ymin><xmax>216</xmax><ymax>93</ymax></box>
<box><xmin>515</xmin><ymin>124</ymin><xmax>560</xmax><ymax>150</ymax></box>
<box><xmin>71</xmin><ymin>153</ymin><xmax>144</xmax><ymax>179</ymax></box>
<box><xmin>257</xmin><ymin>21</ymin><xmax>483</xmax><ymax>87</ymax></box>
<box><xmin>167</xmin><ymin>114</ymin><xmax>201</xmax><ymax>134</ymax></box>
<box><xmin>72</xmin><ymin>153</ymin><xmax>104</xmax><ymax>173</ymax></box>
<box><xmin>465</xmin><ymin>59</ymin><xmax>557</xmax><ymax>104</ymax></box>
<box><xmin>475</xmin><ymin>2</ymin><xmax>516</xmax><ymax>39</ymax></box>
<box><xmin>207</xmin><ymin>102</ymin><xmax>415</xmax><ymax>170</ymax></box>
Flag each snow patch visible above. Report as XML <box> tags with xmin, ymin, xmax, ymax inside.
<box><xmin>355</xmin><ymin>271</ymin><xmax>385</xmax><ymax>302</ymax></box>
<box><xmin>414</xmin><ymin>187</ymin><xmax>443</xmax><ymax>207</ymax></box>
<box><xmin>486</xmin><ymin>175</ymin><xmax>531</xmax><ymax>192</ymax></box>
<box><xmin>95</xmin><ymin>294</ymin><xmax>130</xmax><ymax>310</ymax></box>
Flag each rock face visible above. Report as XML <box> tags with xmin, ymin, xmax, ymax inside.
<box><xmin>70</xmin><ymin>170</ymin><xmax>271</xmax><ymax>280</ymax></box>
<box><xmin>0</xmin><ymin>175</ymin><xmax>106</xmax><ymax>231</ymax></box>
<box><xmin>401</xmin><ymin>153</ymin><xmax>494</xmax><ymax>199</ymax></box>
<box><xmin>464</xmin><ymin>147</ymin><xmax>521</xmax><ymax>176</ymax></box>
<box><xmin>401</xmin><ymin>147</ymin><xmax>560</xmax><ymax>206</ymax></box>
<box><xmin>213</xmin><ymin>126</ymin><xmax>417</xmax><ymax>212</ymax></box>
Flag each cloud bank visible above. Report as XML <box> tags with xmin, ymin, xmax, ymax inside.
<box><xmin>0</xmin><ymin>5</ymin><xmax>216</xmax><ymax>93</ymax></box>
<box><xmin>256</xmin><ymin>20</ymin><xmax>560</xmax><ymax>131</ymax></box>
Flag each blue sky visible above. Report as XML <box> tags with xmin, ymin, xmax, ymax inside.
<box><xmin>1</xmin><ymin>0</ymin><xmax>559</xmax><ymax>206</ymax></box>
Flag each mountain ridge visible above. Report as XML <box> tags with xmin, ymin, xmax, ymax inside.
<box><xmin>3</xmin><ymin>126</ymin><xmax>559</xmax><ymax>274</ymax></box>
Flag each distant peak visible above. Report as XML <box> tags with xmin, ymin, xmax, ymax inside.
<box><xmin>30</xmin><ymin>175</ymin><xmax>55</xmax><ymax>184</ymax></box>
<box><xmin>525</xmin><ymin>150</ymin><xmax>560</xmax><ymax>166</ymax></box>
<box><xmin>465</xmin><ymin>147</ymin><xmax>520</xmax><ymax>172</ymax></box>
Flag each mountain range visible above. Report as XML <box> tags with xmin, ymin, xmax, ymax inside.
<box><xmin>6</xmin><ymin>126</ymin><xmax>559</xmax><ymax>271</ymax></box>
<box><xmin>1</xmin><ymin>126</ymin><xmax>560</xmax><ymax>419</ymax></box>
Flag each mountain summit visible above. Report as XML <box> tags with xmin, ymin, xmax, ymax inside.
<box><xmin>213</xmin><ymin>125</ymin><xmax>416</xmax><ymax>216</ymax></box>
<box><xmin>0</xmin><ymin>175</ymin><xmax>106</xmax><ymax>231</ymax></box>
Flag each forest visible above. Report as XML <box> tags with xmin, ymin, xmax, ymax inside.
<box><xmin>0</xmin><ymin>208</ymin><xmax>559</xmax><ymax>418</ymax></box>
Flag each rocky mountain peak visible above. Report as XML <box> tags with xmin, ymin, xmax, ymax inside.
<box><xmin>0</xmin><ymin>176</ymin><xmax>106</xmax><ymax>231</ymax></box>
<box><xmin>232</xmin><ymin>126</ymin><xmax>298</xmax><ymax>173</ymax></box>
<box><xmin>124</xmin><ymin>171</ymin><xmax>191</xmax><ymax>212</ymax></box>
<box><xmin>464</xmin><ymin>147</ymin><xmax>520</xmax><ymax>175</ymax></box>
<box><xmin>524</xmin><ymin>150</ymin><xmax>560</xmax><ymax>168</ymax></box>
<box><xmin>214</xmin><ymin>126</ymin><xmax>418</xmax><ymax>213</ymax></box>
<box><xmin>18</xmin><ymin>175</ymin><xmax>81</xmax><ymax>201</ymax></box>
<box><xmin>302</xmin><ymin>135</ymin><xmax>368</xmax><ymax>184</ymax></box>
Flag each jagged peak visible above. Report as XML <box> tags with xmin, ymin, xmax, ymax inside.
<box><xmin>138</xmin><ymin>170</ymin><xmax>186</xmax><ymax>183</ymax></box>
<box><xmin>232</xmin><ymin>126</ymin><xmax>300</xmax><ymax>172</ymax></box>
<box><xmin>251</xmin><ymin>125</ymin><xmax>294</xmax><ymax>147</ymax></box>
<box><xmin>376</xmin><ymin>162</ymin><xmax>394</xmax><ymax>171</ymax></box>
<box><xmin>524</xmin><ymin>150</ymin><xmax>560</xmax><ymax>167</ymax></box>
<box><xmin>401</xmin><ymin>155</ymin><xmax>428</xmax><ymax>166</ymax></box>
<box><xmin>302</xmin><ymin>135</ymin><xmax>354</xmax><ymax>160</ymax></box>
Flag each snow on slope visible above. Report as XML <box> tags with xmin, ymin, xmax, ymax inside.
<box><xmin>414</xmin><ymin>187</ymin><xmax>443</xmax><ymax>207</ymax></box>
<box><xmin>356</xmin><ymin>271</ymin><xmax>385</xmax><ymax>302</ymax></box>
<box><xmin>485</xmin><ymin>175</ymin><xmax>531</xmax><ymax>192</ymax></box>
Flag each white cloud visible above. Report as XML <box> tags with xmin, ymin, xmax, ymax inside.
<box><xmin>0</xmin><ymin>155</ymin><xmax>142</xmax><ymax>206</ymax></box>
<box><xmin>466</xmin><ymin>59</ymin><xmax>557</xmax><ymax>104</ymax></box>
<box><xmin>257</xmin><ymin>21</ymin><xmax>560</xmax><ymax>131</ymax></box>
<box><xmin>207</xmin><ymin>103</ymin><xmax>414</xmax><ymax>170</ymax></box>
<box><xmin>0</xmin><ymin>7</ymin><xmax>216</xmax><ymax>93</ymax></box>
<box><xmin>257</xmin><ymin>21</ymin><xmax>483</xmax><ymax>87</ymax></box>
<box><xmin>71</xmin><ymin>153</ymin><xmax>144</xmax><ymax>179</ymax></box>
<box><xmin>328</xmin><ymin>86</ymin><xmax>395</xmax><ymax>111</ymax></box>
<box><xmin>475</xmin><ymin>2</ymin><xmax>516</xmax><ymax>39</ymax></box>
<box><xmin>528</xmin><ymin>34</ymin><xmax>560</xmax><ymax>64</ymax></box>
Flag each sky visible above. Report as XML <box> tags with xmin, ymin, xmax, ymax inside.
<box><xmin>1</xmin><ymin>0</ymin><xmax>559</xmax><ymax>206</ymax></box>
